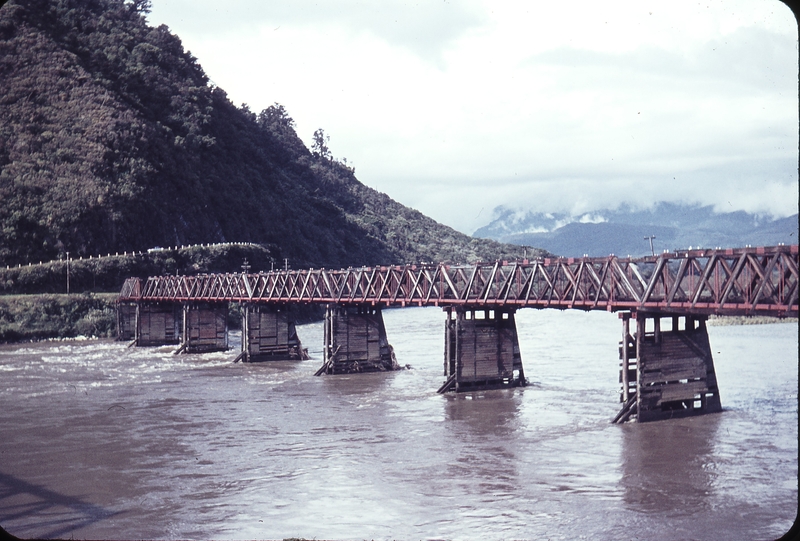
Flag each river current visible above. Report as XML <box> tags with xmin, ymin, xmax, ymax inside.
<box><xmin>0</xmin><ymin>308</ymin><xmax>796</xmax><ymax>540</ymax></box>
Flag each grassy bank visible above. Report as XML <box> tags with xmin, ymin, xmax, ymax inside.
<box><xmin>0</xmin><ymin>293</ymin><xmax>118</xmax><ymax>343</ymax></box>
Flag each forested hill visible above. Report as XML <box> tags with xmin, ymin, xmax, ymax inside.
<box><xmin>0</xmin><ymin>0</ymin><xmax>539</xmax><ymax>270</ymax></box>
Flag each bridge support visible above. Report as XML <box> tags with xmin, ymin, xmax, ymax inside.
<box><xmin>316</xmin><ymin>304</ymin><xmax>398</xmax><ymax>375</ymax></box>
<box><xmin>177</xmin><ymin>303</ymin><xmax>229</xmax><ymax>354</ymax></box>
<box><xmin>240</xmin><ymin>304</ymin><xmax>308</xmax><ymax>362</ymax></box>
<box><xmin>117</xmin><ymin>302</ymin><xmax>137</xmax><ymax>341</ymax></box>
<box><xmin>438</xmin><ymin>307</ymin><xmax>525</xmax><ymax>393</ymax></box>
<box><xmin>614</xmin><ymin>312</ymin><xmax>722</xmax><ymax>423</ymax></box>
<box><xmin>134</xmin><ymin>302</ymin><xmax>181</xmax><ymax>347</ymax></box>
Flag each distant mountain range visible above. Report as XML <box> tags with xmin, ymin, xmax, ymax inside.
<box><xmin>474</xmin><ymin>203</ymin><xmax>799</xmax><ymax>257</ymax></box>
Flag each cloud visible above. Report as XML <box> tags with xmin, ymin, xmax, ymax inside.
<box><xmin>146</xmin><ymin>0</ymin><xmax>799</xmax><ymax>235</ymax></box>
<box><xmin>525</xmin><ymin>25</ymin><xmax>796</xmax><ymax>93</ymax></box>
<box><xmin>148</xmin><ymin>0</ymin><xmax>487</xmax><ymax>63</ymax></box>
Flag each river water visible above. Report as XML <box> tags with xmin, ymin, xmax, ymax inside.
<box><xmin>0</xmin><ymin>308</ymin><xmax>796</xmax><ymax>540</ymax></box>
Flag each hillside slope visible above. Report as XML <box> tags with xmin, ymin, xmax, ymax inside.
<box><xmin>0</xmin><ymin>0</ymin><xmax>539</xmax><ymax>270</ymax></box>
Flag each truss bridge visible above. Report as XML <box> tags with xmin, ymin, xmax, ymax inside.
<box><xmin>117</xmin><ymin>244</ymin><xmax>798</xmax><ymax>423</ymax></box>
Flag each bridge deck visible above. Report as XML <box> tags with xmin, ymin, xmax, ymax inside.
<box><xmin>118</xmin><ymin>245</ymin><xmax>798</xmax><ymax>317</ymax></box>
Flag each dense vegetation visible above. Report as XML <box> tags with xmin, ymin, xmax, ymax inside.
<box><xmin>0</xmin><ymin>242</ymin><xmax>277</xmax><ymax>294</ymax></box>
<box><xmin>0</xmin><ymin>292</ymin><xmax>117</xmax><ymax>341</ymax></box>
<box><xmin>0</xmin><ymin>0</ymin><xmax>541</xmax><ymax>275</ymax></box>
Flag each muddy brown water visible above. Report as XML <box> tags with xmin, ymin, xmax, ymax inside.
<box><xmin>0</xmin><ymin>308</ymin><xmax>796</xmax><ymax>540</ymax></box>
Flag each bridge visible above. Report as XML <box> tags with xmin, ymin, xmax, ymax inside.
<box><xmin>117</xmin><ymin>244</ymin><xmax>798</xmax><ymax>423</ymax></box>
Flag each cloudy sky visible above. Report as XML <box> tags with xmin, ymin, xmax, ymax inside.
<box><xmin>146</xmin><ymin>0</ymin><xmax>798</xmax><ymax>235</ymax></box>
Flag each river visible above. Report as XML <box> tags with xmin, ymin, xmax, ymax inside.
<box><xmin>0</xmin><ymin>308</ymin><xmax>796</xmax><ymax>540</ymax></box>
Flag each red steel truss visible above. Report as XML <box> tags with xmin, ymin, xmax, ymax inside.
<box><xmin>118</xmin><ymin>245</ymin><xmax>798</xmax><ymax>317</ymax></box>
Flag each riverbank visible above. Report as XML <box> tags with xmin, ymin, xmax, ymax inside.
<box><xmin>0</xmin><ymin>294</ymin><xmax>324</xmax><ymax>344</ymax></box>
<box><xmin>0</xmin><ymin>293</ymin><xmax>118</xmax><ymax>343</ymax></box>
<box><xmin>707</xmin><ymin>315</ymin><xmax>798</xmax><ymax>326</ymax></box>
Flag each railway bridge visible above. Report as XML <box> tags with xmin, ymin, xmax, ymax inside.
<box><xmin>117</xmin><ymin>244</ymin><xmax>798</xmax><ymax>423</ymax></box>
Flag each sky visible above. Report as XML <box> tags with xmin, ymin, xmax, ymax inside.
<box><xmin>145</xmin><ymin>0</ymin><xmax>799</xmax><ymax>235</ymax></box>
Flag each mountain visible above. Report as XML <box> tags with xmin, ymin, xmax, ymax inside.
<box><xmin>474</xmin><ymin>203</ymin><xmax>798</xmax><ymax>257</ymax></box>
<box><xmin>0</xmin><ymin>0</ymin><xmax>542</xmax><ymax>270</ymax></box>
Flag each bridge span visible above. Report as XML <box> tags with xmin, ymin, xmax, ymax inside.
<box><xmin>117</xmin><ymin>245</ymin><xmax>798</xmax><ymax>423</ymax></box>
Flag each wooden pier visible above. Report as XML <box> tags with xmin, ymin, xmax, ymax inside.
<box><xmin>316</xmin><ymin>304</ymin><xmax>398</xmax><ymax>375</ymax></box>
<box><xmin>240</xmin><ymin>304</ymin><xmax>308</xmax><ymax>362</ymax></box>
<box><xmin>178</xmin><ymin>303</ymin><xmax>228</xmax><ymax>354</ymax></box>
<box><xmin>438</xmin><ymin>307</ymin><xmax>525</xmax><ymax>393</ymax></box>
<box><xmin>614</xmin><ymin>312</ymin><xmax>722</xmax><ymax>423</ymax></box>
<box><xmin>135</xmin><ymin>302</ymin><xmax>180</xmax><ymax>346</ymax></box>
<box><xmin>117</xmin><ymin>302</ymin><xmax>137</xmax><ymax>342</ymax></box>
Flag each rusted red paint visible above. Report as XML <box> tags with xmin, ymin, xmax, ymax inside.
<box><xmin>119</xmin><ymin>245</ymin><xmax>798</xmax><ymax>317</ymax></box>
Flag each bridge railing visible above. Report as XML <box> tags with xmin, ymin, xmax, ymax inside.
<box><xmin>118</xmin><ymin>245</ymin><xmax>798</xmax><ymax>317</ymax></box>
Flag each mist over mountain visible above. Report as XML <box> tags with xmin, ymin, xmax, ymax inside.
<box><xmin>474</xmin><ymin>202</ymin><xmax>798</xmax><ymax>257</ymax></box>
<box><xmin>0</xmin><ymin>0</ymin><xmax>539</xmax><ymax>271</ymax></box>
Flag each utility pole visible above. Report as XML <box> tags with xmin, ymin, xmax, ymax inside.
<box><xmin>241</xmin><ymin>258</ymin><xmax>251</xmax><ymax>274</ymax></box>
<box><xmin>644</xmin><ymin>235</ymin><xmax>656</xmax><ymax>257</ymax></box>
<box><xmin>66</xmin><ymin>252</ymin><xmax>70</xmax><ymax>294</ymax></box>
<box><xmin>284</xmin><ymin>258</ymin><xmax>289</xmax><ymax>271</ymax></box>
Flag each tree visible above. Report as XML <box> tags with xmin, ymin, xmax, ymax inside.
<box><xmin>311</xmin><ymin>128</ymin><xmax>331</xmax><ymax>161</ymax></box>
<box><xmin>127</xmin><ymin>0</ymin><xmax>152</xmax><ymax>14</ymax></box>
<box><xmin>258</xmin><ymin>103</ymin><xmax>295</xmax><ymax>130</ymax></box>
